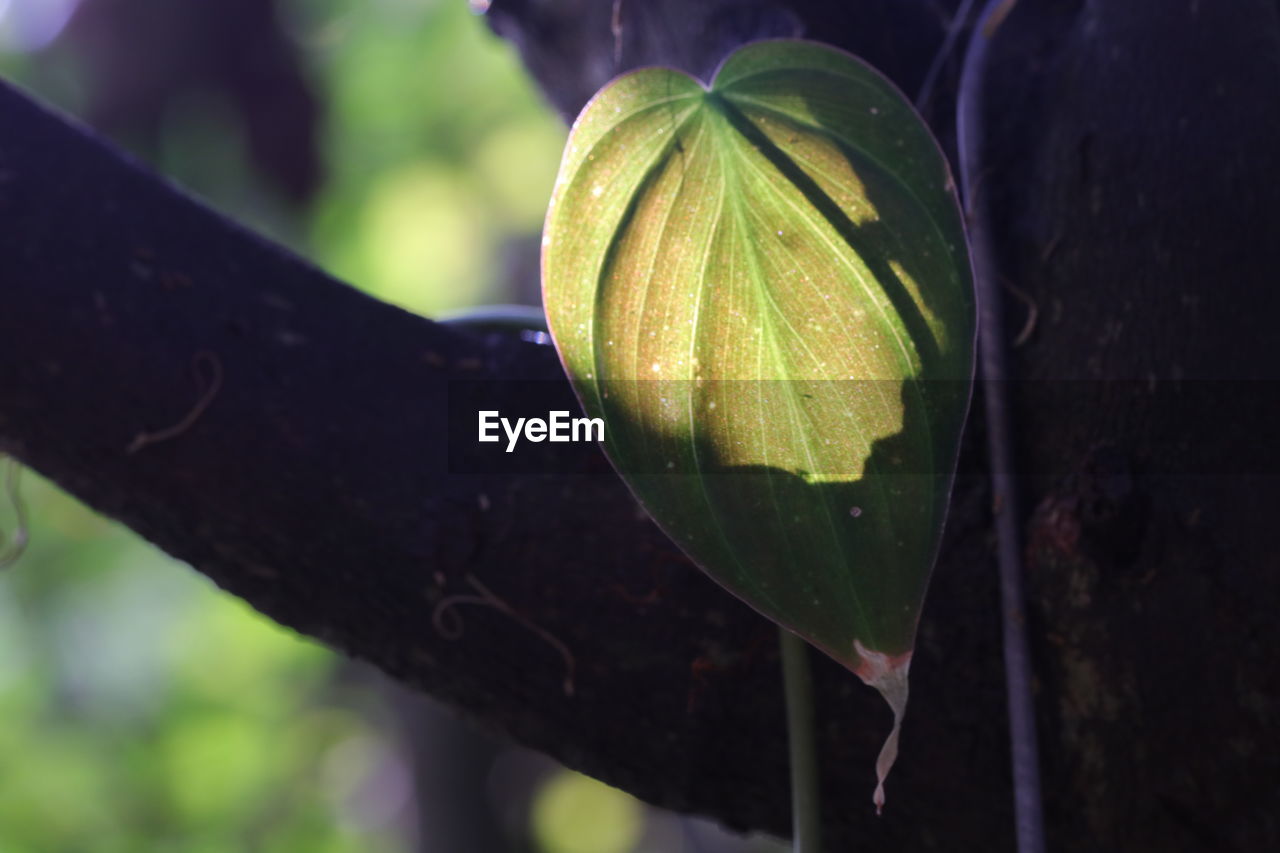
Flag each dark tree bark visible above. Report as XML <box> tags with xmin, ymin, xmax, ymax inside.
<box><xmin>1</xmin><ymin>1</ymin><xmax>1277</xmax><ymax>851</ymax></box>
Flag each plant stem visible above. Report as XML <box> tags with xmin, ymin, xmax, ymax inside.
<box><xmin>956</xmin><ymin>4</ymin><xmax>1047</xmax><ymax>853</ymax></box>
<box><xmin>915</xmin><ymin>0</ymin><xmax>978</xmax><ymax>111</ymax></box>
<box><xmin>779</xmin><ymin>627</ymin><xmax>822</xmax><ymax>853</ymax></box>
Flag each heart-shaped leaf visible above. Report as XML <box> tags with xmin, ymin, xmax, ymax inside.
<box><xmin>542</xmin><ymin>40</ymin><xmax>974</xmax><ymax>808</ymax></box>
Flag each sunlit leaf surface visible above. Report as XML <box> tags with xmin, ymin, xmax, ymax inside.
<box><xmin>543</xmin><ymin>40</ymin><xmax>975</xmax><ymax>807</ymax></box>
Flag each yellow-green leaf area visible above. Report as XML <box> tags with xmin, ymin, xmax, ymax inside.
<box><xmin>542</xmin><ymin>40</ymin><xmax>975</xmax><ymax>670</ymax></box>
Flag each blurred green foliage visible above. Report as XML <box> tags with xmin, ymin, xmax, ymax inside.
<box><xmin>0</xmin><ymin>472</ymin><xmax>407</xmax><ymax>851</ymax></box>
<box><xmin>296</xmin><ymin>0</ymin><xmax>566</xmax><ymax>315</ymax></box>
<box><xmin>531</xmin><ymin>772</ymin><xmax>642</xmax><ymax>853</ymax></box>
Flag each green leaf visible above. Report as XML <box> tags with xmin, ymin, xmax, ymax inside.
<box><xmin>542</xmin><ymin>40</ymin><xmax>974</xmax><ymax>807</ymax></box>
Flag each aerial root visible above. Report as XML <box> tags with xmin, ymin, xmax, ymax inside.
<box><xmin>127</xmin><ymin>350</ymin><xmax>223</xmax><ymax>454</ymax></box>
<box><xmin>1000</xmin><ymin>275</ymin><xmax>1039</xmax><ymax>347</ymax></box>
<box><xmin>432</xmin><ymin>573</ymin><xmax>577</xmax><ymax>697</ymax></box>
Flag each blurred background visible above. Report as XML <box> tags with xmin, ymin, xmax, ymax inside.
<box><xmin>0</xmin><ymin>1</ymin><xmax>787</xmax><ymax>850</ymax></box>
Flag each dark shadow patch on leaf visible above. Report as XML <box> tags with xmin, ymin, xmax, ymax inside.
<box><xmin>596</xmin><ymin>376</ymin><xmax>961</xmax><ymax>662</ymax></box>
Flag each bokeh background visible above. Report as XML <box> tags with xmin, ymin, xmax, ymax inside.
<box><xmin>0</xmin><ymin>1</ymin><xmax>787</xmax><ymax>850</ymax></box>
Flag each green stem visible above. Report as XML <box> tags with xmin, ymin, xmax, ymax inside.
<box><xmin>780</xmin><ymin>627</ymin><xmax>822</xmax><ymax>853</ymax></box>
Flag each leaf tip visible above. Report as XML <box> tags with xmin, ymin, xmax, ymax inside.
<box><xmin>853</xmin><ymin>640</ymin><xmax>912</xmax><ymax>814</ymax></box>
